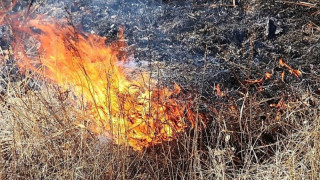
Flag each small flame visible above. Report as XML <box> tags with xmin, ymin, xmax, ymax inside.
<box><xmin>265</xmin><ymin>72</ymin><xmax>272</xmax><ymax>80</ymax></box>
<box><xmin>270</xmin><ymin>98</ymin><xmax>286</xmax><ymax>109</ymax></box>
<box><xmin>270</xmin><ymin>98</ymin><xmax>286</xmax><ymax>121</ymax></box>
<box><xmin>245</xmin><ymin>72</ymin><xmax>273</xmax><ymax>84</ymax></box>
<box><xmin>279</xmin><ymin>58</ymin><xmax>302</xmax><ymax>78</ymax></box>
<box><xmin>281</xmin><ymin>71</ymin><xmax>285</xmax><ymax>82</ymax></box>
<box><xmin>245</xmin><ymin>78</ymin><xmax>263</xmax><ymax>84</ymax></box>
<box><xmin>216</xmin><ymin>84</ymin><xmax>224</xmax><ymax>97</ymax></box>
<box><xmin>244</xmin><ymin>72</ymin><xmax>272</xmax><ymax>92</ymax></box>
<box><xmin>1</xmin><ymin>13</ymin><xmax>196</xmax><ymax>150</ymax></box>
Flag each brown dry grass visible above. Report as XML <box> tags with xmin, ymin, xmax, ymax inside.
<box><xmin>0</xmin><ymin>57</ymin><xmax>319</xmax><ymax>179</ymax></box>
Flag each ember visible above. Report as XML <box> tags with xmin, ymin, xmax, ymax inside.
<box><xmin>244</xmin><ymin>71</ymin><xmax>273</xmax><ymax>91</ymax></box>
<box><xmin>279</xmin><ymin>58</ymin><xmax>302</xmax><ymax>78</ymax></box>
<box><xmin>216</xmin><ymin>84</ymin><xmax>225</xmax><ymax>97</ymax></box>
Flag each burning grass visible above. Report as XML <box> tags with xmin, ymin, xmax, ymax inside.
<box><xmin>1</xmin><ymin>11</ymin><xmax>198</xmax><ymax>151</ymax></box>
<box><xmin>0</xmin><ymin>0</ymin><xmax>320</xmax><ymax>179</ymax></box>
<box><xmin>0</xmin><ymin>66</ymin><xmax>319</xmax><ymax>179</ymax></box>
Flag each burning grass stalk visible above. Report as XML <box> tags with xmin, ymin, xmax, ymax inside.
<box><xmin>0</xmin><ymin>11</ymin><xmax>199</xmax><ymax>151</ymax></box>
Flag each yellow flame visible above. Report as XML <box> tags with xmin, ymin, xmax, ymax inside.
<box><xmin>2</xmin><ymin>14</ymin><xmax>195</xmax><ymax>150</ymax></box>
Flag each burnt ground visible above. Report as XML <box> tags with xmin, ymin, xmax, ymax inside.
<box><xmin>1</xmin><ymin>0</ymin><xmax>320</xmax><ymax>178</ymax></box>
<box><xmin>1</xmin><ymin>0</ymin><xmax>319</xmax><ymax>92</ymax></box>
<box><xmin>22</xmin><ymin>0</ymin><xmax>319</xmax><ymax>92</ymax></box>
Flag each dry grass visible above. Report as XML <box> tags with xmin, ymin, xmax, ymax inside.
<box><xmin>0</xmin><ymin>57</ymin><xmax>319</xmax><ymax>179</ymax></box>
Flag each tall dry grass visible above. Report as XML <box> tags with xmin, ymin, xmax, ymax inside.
<box><xmin>0</xmin><ymin>54</ymin><xmax>319</xmax><ymax>179</ymax></box>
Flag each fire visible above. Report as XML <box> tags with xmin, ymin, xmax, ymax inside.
<box><xmin>270</xmin><ymin>97</ymin><xmax>286</xmax><ymax>121</ymax></box>
<box><xmin>1</xmin><ymin>13</ymin><xmax>195</xmax><ymax>150</ymax></box>
<box><xmin>244</xmin><ymin>72</ymin><xmax>273</xmax><ymax>92</ymax></box>
<box><xmin>245</xmin><ymin>78</ymin><xmax>263</xmax><ymax>84</ymax></box>
<box><xmin>216</xmin><ymin>84</ymin><xmax>224</xmax><ymax>97</ymax></box>
<box><xmin>245</xmin><ymin>72</ymin><xmax>273</xmax><ymax>84</ymax></box>
<box><xmin>281</xmin><ymin>71</ymin><xmax>285</xmax><ymax>82</ymax></box>
<box><xmin>279</xmin><ymin>58</ymin><xmax>302</xmax><ymax>78</ymax></box>
<box><xmin>265</xmin><ymin>72</ymin><xmax>272</xmax><ymax>80</ymax></box>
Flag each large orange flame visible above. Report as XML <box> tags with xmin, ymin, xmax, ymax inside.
<box><xmin>1</xmin><ymin>13</ymin><xmax>195</xmax><ymax>150</ymax></box>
